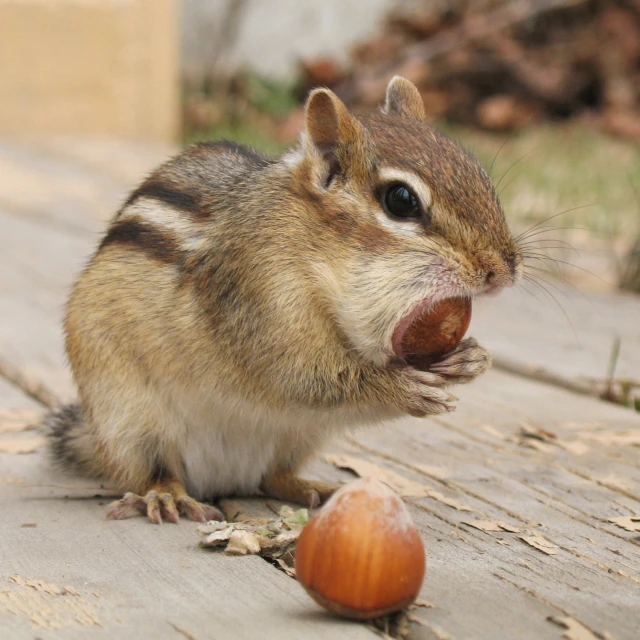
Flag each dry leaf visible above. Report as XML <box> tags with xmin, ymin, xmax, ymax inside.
<box><xmin>325</xmin><ymin>454</ymin><xmax>473</xmax><ymax>511</ymax></box>
<box><xmin>218</xmin><ymin>499</ymin><xmax>251</xmax><ymax>522</ymax></box>
<box><xmin>519</xmin><ymin>534</ymin><xmax>558</xmax><ymax>555</ymax></box>
<box><xmin>0</xmin><ymin>409</ymin><xmax>42</xmax><ymax>433</ymax></box>
<box><xmin>520</xmin><ymin>424</ymin><xmax>557</xmax><ymax>442</ymax></box>
<box><xmin>325</xmin><ymin>454</ymin><xmax>431</xmax><ymax>497</ymax></box>
<box><xmin>518</xmin><ymin>425</ymin><xmax>588</xmax><ymax>455</ymax></box>
<box><xmin>548</xmin><ymin>615</ymin><xmax>606</xmax><ymax>640</ymax></box>
<box><xmin>198</xmin><ymin>507</ymin><xmax>307</xmax><ymax>567</ymax></box>
<box><xmin>608</xmin><ymin>516</ymin><xmax>640</xmax><ymax>532</ymax></box>
<box><xmin>463</xmin><ymin>520</ymin><xmax>521</xmax><ymax>533</ymax></box>
<box><xmin>0</xmin><ymin>436</ymin><xmax>46</xmax><ymax>454</ymax></box>
<box><xmin>225</xmin><ymin>530</ymin><xmax>261</xmax><ymax>555</ymax></box>
<box><xmin>413</xmin><ymin>598</ymin><xmax>434</xmax><ymax>609</ymax></box>
<box><xmin>276</xmin><ymin>558</ymin><xmax>296</xmax><ymax>577</ymax></box>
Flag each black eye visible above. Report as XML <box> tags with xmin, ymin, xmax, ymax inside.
<box><xmin>383</xmin><ymin>183</ymin><xmax>420</xmax><ymax>219</ymax></box>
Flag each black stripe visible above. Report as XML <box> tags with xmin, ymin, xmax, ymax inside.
<box><xmin>125</xmin><ymin>179</ymin><xmax>200</xmax><ymax>213</ymax></box>
<box><xmin>100</xmin><ymin>218</ymin><xmax>183</xmax><ymax>265</ymax></box>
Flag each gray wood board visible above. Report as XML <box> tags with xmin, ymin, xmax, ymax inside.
<box><xmin>471</xmin><ymin>286</ymin><xmax>640</xmax><ymax>387</ymax></box>
<box><xmin>2</xmin><ymin>136</ymin><xmax>640</xmax><ymax>639</ymax></box>
<box><xmin>0</xmin><ymin>453</ymin><xmax>377</xmax><ymax>640</ymax></box>
<box><xmin>318</xmin><ymin>369</ymin><xmax>640</xmax><ymax>640</ymax></box>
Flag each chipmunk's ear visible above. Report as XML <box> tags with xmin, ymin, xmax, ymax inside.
<box><xmin>382</xmin><ymin>76</ymin><xmax>426</xmax><ymax>121</ymax></box>
<box><xmin>302</xmin><ymin>88</ymin><xmax>362</xmax><ymax>186</ymax></box>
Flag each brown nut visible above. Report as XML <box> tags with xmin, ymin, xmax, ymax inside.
<box><xmin>295</xmin><ymin>477</ymin><xmax>426</xmax><ymax>620</ymax></box>
<box><xmin>401</xmin><ymin>297</ymin><xmax>472</xmax><ymax>368</ymax></box>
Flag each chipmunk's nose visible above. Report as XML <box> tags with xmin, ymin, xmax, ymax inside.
<box><xmin>482</xmin><ymin>255</ymin><xmax>521</xmax><ymax>290</ymax></box>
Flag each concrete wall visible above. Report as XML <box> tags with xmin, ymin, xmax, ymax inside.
<box><xmin>182</xmin><ymin>0</ymin><xmax>400</xmax><ymax>82</ymax></box>
<box><xmin>0</xmin><ymin>0</ymin><xmax>180</xmax><ymax>141</ymax></box>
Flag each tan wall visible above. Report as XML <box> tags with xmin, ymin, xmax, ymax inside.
<box><xmin>0</xmin><ymin>0</ymin><xmax>179</xmax><ymax>141</ymax></box>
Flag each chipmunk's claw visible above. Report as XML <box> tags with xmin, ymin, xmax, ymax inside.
<box><xmin>429</xmin><ymin>337</ymin><xmax>491</xmax><ymax>385</ymax></box>
<box><xmin>107</xmin><ymin>484</ymin><xmax>223</xmax><ymax>524</ymax></box>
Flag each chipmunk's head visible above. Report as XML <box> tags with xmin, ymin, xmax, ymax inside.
<box><xmin>287</xmin><ymin>76</ymin><xmax>522</xmax><ymax>365</ymax></box>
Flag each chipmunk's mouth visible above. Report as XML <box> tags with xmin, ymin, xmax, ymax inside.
<box><xmin>391</xmin><ymin>297</ymin><xmax>435</xmax><ymax>358</ymax></box>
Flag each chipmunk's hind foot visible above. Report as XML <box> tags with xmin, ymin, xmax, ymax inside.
<box><xmin>107</xmin><ymin>479</ymin><xmax>223</xmax><ymax>524</ymax></box>
<box><xmin>261</xmin><ymin>472</ymin><xmax>339</xmax><ymax>509</ymax></box>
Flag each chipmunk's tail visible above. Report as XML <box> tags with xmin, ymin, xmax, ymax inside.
<box><xmin>44</xmin><ymin>403</ymin><xmax>100</xmax><ymax>477</ymax></box>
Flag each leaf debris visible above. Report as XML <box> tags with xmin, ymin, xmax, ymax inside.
<box><xmin>198</xmin><ymin>506</ymin><xmax>308</xmax><ymax>568</ymax></box>
<box><xmin>325</xmin><ymin>454</ymin><xmax>473</xmax><ymax>511</ymax></box>
<box><xmin>518</xmin><ymin>533</ymin><xmax>558</xmax><ymax>555</ymax></box>
<box><xmin>548</xmin><ymin>615</ymin><xmax>614</xmax><ymax>640</ymax></box>
<box><xmin>607</xmin><ymin>516</ymin><xmax>640</xmax><ymax>532</ymax></box>
<box><xmin>463</xmin><ymin>520</ymin><xmax>522</xmax><ymax>533</ymax></box>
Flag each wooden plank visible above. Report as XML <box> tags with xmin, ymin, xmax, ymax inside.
<box><xmin>0</xmin><ymin>207</ymin><xmax>91</xmax><ymax>401</ymax></box>
<box><xmin>2</xmin><ymin>137</ymin><xmax>639</xmax><ymax>639</ymax></box>
<box><xmin>0</xmin><ymin>137</ymin><xmax>169</xmax><ymax>400</ymax></box>
<box><xmin>303</xmin><ymin>458</ymin><xmax>563</xmax><ymax>640</ymax></box>
<box><xmin>320</xmin><ymin>369</ymin><xmax>640</xmax><ymax>640</ymax></box>
<box><xmin>20</xmin><ymin>135</ymin><xmax>175</xmax><ymax>186</ymax></box>
<box><xmin>471</xmin><ymin>286</ymin><xmax>640</xmax><ymax>392</ymax></box>
<box><xmin>0</xmin><ymin>377</ymin><xmax>40</xmax><ymax>409</ymax></box>
<box><xmin>0</xmin><ymin>454</ymin><xmax>377</xmax><ymax>640</ymax></box>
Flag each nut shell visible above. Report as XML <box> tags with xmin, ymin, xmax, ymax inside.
<box><xmin>401</xmin><ymin>297</ymin><xmax>471</xmax><ymax>368</ymax></box>
<box><xmin>295</xmin><ymin>477</ymin><xmax>426</xmax><ymax>619</ymax></box>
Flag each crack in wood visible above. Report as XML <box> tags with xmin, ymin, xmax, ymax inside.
<box><xmin>0</xmin><ymin>356</ymin><xmax>59</xmax><ymax>408</ymax></box>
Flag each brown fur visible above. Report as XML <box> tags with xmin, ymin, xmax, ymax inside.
<box><xmin>45</xmin><ymin>77</ymin><xmax>522</xmax><ymax>523</ymax></box>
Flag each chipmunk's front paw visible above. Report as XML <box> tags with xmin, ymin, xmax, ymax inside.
<box><xmin>429</xmin><ymin>337</ymin><xmax>492</xmax><ymax>385</ymax></box>
<box><xmin>394</xmin><ymin>367</ymin><xmax>458</xmax><ymax>417</ymax></box>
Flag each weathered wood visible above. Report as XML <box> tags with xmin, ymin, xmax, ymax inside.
<box><xmin>0</xmin><ymin>138</ymin><xmax>169</xmax><ymax>402</ymax></box>
<box><xmin>321</xmin><ymin>369</ymin><xmax>640</xmax><ymax>640</ymax></box>
<box><xmin>2</xmin><ymin>135</ymin><xmax>640</xmax><ymax>639</ymax></box>
<box><xmin>0</xmin><ymin>453</ymin><xmax>378</xmax><ymax>640</ymax></box>
<box><xmin>0</xmin><ymin>207</ymin><xmax>90</xmax><ymax>401</ymax></box>
<box><xmin>471</xmin><ymin>285</ymin><xmax>640</xmax><ymax>394</ymax></box>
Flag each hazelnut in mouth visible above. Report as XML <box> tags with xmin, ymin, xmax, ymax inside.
<box><xmin>393</xmin><ymin>297</ymin><xmax>472</xmax><ymax>369</ymax></box>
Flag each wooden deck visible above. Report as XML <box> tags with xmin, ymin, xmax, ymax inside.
<box><xmin>0</xmin><ymin>136</ymin><xmax>638</xmax><ymax>640</ymax></box>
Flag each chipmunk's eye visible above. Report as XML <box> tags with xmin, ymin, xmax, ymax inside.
<box><xmin>383</xmin><ymin>183</ymin><xmax>420</xmax><ymax>219</ymax></box>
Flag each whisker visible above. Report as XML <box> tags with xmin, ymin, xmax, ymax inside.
<box><xmin>495</xmin><ymin>150</ymin><xmax>535</xmax><ymax>191</ymax></box>
<box><xmin>495</xmin><ymin>149</ymin><xmax>536</xmax><ymax>191</ymax></box>
<box><xmin>524</xmin><ymin>270</ymin><xmax>571</xmax><ymax>301</ymax></box>
<box><xmin>526</xmin><ymin>256</ymin><xmax>610</xmax><ymax>284</ymax></box>
<box><xmin>524</xmin><ymin>264</ymin><xmax>589</xmax><ymax>299</ymax></box>
<box><xmin>522</xmin><ymin>253</ymin><xmax>565</xmax><ymax>269</ymax></box>
<box><xmin>518</xmin><ymin>225</ymin><xmax>592</xmax><ymax>243</ymax></box>
<box><xmin>519</xmin><ymin>281</ymin><xmax>546</xmax><ymax>304</ymax></box>
<box><xmin>520</xmin><ymin>244</ymin><xmax>581</xmax><ymax>255</ymax></box>
<box><xmin>498</xmin><ymin>176</ymin><xmax>517</xmax><ymax>197</ymax></box>
<box><xmin>522</xmin><ymin>274</ymin><xmax>577</xmax><ymax>338</ymax></box>
<box><xmin>489</xmin><ymin>138</ymin><xmax>510</xmax><ymax>178</ymax></box>
<box><xmin>519</xmin><ymin>235</ymin><xmax>579</xmax><ymax>245</ymax></box>
<box><xmin>515</xmin><ymin>205</ymin><xmax>595</xmax><ymax>241</ymax></box>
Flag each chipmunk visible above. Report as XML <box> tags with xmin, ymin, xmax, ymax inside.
<box><xmin>46</xmin><ymin>77</ymin><xmax>522</xmax><ymax>524</ymax></box>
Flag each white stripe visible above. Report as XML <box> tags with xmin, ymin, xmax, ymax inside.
<box><xmin>122</xmin><ymin>201</ymin><xmax>206</xmax><ymax>251</ymax></box>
